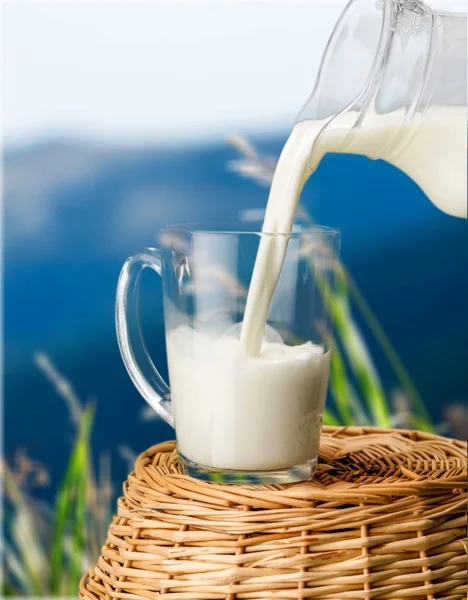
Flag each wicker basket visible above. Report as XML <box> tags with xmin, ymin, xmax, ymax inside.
<box><xmin>80</xmin><ymin>427</ymin><xmax>467</xmax><ymax>599</ymax></box>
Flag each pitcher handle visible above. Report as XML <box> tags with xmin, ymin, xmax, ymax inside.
<box><xmin>115</xmin><ymin>247</ymin><xmax>174</xmax><ymax>427</ymax></box>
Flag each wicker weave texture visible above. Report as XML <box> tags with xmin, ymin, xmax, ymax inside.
<box><xmin>80</xmin><ymin>427</ymin><xmax>467</xmax><ymax>599</ymax></box>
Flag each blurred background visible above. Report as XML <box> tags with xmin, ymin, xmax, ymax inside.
<box><xmin>3</xmin><ymin>0</ymin><xmax>467</xmax><ymax>595</ymax></box>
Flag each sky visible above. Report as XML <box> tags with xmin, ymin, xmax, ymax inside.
<box><xmin>3</xmin><ymin>0</ymin><xmax>465</xmax><ymax>146</ymax></box>
<box><xmin>3</xmin><ymin>1</ymin><xmax>342</xmax><ymax>145</ymax></box>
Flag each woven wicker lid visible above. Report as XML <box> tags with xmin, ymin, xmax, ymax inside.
<box><xmin>81</xmin><ymin>426</ymin><xmax>467</xmax><ymax>599</ymax></box>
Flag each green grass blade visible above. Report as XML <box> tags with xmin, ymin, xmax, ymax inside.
<box><xmin>68</xmin><ymin>454</ymin><xmax>89</xmax><ymax>595</ymax></box>
<box><xmin>323</xmin><ymin>409</ymin><xmax>340</xmax><ymax>426</ymax></box>
<box><xmin>2</xmin><ymin>580</ymin><xmax>18</xmax><ymax>596</ymax></box>
<box><xmin>346</xmin><ymin>274</ymin><xmax>433</xmax><ymax>431</ymax></box>
<box><xmin>299</xmin><ymin>204</ymin><xmax>425</xmax><ymax>429</ymax></box>
<box><xmin>328</xmin><ymin>343</ymin><xmax>354</xmax><ymax>425</ymax></box>
<box><xmin>332</xmin><ymin>267</ymin><xmax>392</xmax><ymax>426</ymax></box>
<box><xmin>340</xmin><ymin>305</ymin><xmax>391</xmax><ymax>427</ymax></box>
<box><xmin>49</xmin><ymin>404</ymin><xmax>94</xmax><ymax>594</ymax></box>
<box><xmin>49</xmin><ymin>468</ymin><xmax>72</xmax><ymax>593</ymax></box>
<box><xmin>315</xmin><ymin>273</ymin><xmax>391</xmax><ymax>427</ymax></box>
<box><xmin>329</xmin><ymin>340</ymin><xmax>370</xmax><ymax>425</ymax></box>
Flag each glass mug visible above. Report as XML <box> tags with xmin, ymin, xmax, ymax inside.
<box><xmin>116</xmin><ymin>224</ymin><xmax>340</xmax><ymax>483</ymax></box>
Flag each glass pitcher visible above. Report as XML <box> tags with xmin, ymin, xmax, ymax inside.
<box><xmin>299</xmin><ymin>0</ymin><xmax>467</xmax><ymax>218</ymax></box>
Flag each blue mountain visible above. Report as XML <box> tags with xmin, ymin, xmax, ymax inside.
<box><xmin>4</xmin><ymin>135</ymin><xmax>468</xmax><ymax>496</ymax></box>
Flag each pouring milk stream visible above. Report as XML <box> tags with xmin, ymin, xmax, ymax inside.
<box><xmin>240</xmin><ymin>106</ymin><xmax>467</xmax><ymax>355</ymax></box>
<box><xmin>240</xmin><ymin>0</ymin><xmax>468</xmax><ymax>356</ymax></box>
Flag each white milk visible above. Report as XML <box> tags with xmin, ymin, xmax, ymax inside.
<box><xmin>167</xmin><ymin>326</ymin><xmax>330</xmax><ymax>470</ymax></box>
<box><xmin>240</xmin><ymin>105</ymin><xmax>467</xmax><ymax>356</ymax></box>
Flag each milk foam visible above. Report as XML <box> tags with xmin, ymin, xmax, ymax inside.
<box><xmin>167</xmin><ymin>326</ymin><xmax>330</xmax><ymax>470</ymax></box>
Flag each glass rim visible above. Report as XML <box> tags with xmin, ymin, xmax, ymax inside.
<box><xmin>161</xmin><ymin>222</ymin><xmax>340</xmax><ymax>238</ymax></box>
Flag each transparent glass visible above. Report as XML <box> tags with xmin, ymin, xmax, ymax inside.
<box><xmin>298</xmin><ymin>0</ymin><xmax>467</xmax><ymax>217</ymax></box>
<box><xmin>116</xmin><ymin>224</ymin><xmax>340</xmax><ymax>483</ymax></box>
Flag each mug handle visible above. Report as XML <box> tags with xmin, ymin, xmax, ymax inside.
<box><xmin>115</xmin><ymin>247</ymin><xmax>174</xmax><ymax>427</ymax></box>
